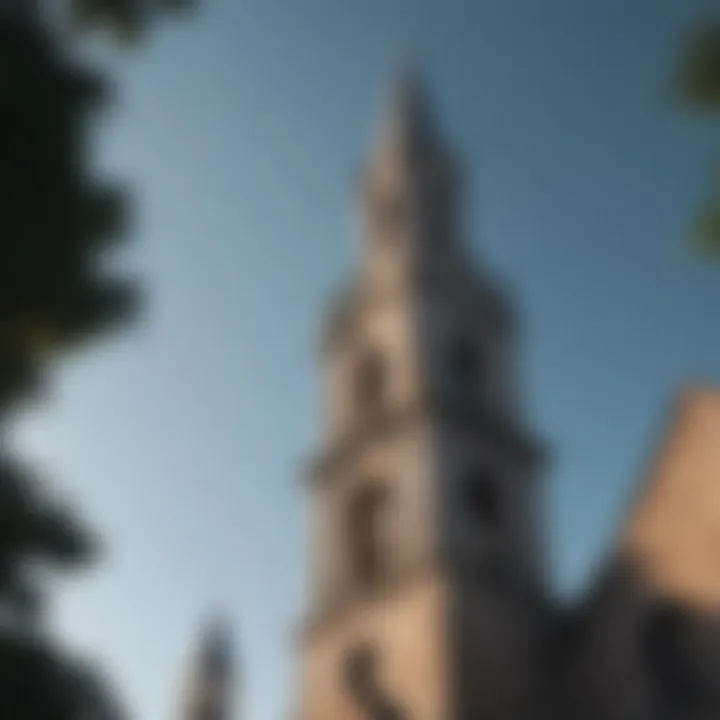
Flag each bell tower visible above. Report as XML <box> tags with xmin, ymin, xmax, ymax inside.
<box><xmin>298</xmin><ymin>70</ymin><xmax>549</xmax><ymax>720</ymax></box>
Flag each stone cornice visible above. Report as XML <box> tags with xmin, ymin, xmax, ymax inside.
<box><xmin>305</xmin><ymin>395</ymin><xmax>548</xmax><ymax>486</ymax></box>
<box><xmin>295</xmin><ymin>551</ymin><xmax>443</xmax><ymax>647</ymax></box>
<box><xmin>295</xmin><ymin>551</ymin><xmax>550</xmax><ymax>648</ymax></box>
<box><xmin>320</xmin><ymin>268</ymin><xmax>516</xmax><ymax>358</ymax></box>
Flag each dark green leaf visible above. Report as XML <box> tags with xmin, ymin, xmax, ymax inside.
<box><xmin>675</xmin><ymin>21</ymin><xmax>720</xmax><ymax>112</ymax></box>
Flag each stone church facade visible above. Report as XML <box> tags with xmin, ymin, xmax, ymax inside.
<box><xmin>181</xmin><ymin>73</ymin><xmax>720</xmax><ymax>720</ymax></box>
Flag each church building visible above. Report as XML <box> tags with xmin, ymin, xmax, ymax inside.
<box><xmin>180</xmin><ymin>72</ymin><xmax>720</xmax><ymax>720</ymax></box>
<box><xmin>292</xmin><ymin>70</ymin><xmax>720</xmax><ymax>720</ymax></box>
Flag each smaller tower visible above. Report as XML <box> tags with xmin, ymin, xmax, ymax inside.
<box><xmin>181</xmin><ymin>616</ymin><xmax>235</xmax><ymax>720</ymax></box>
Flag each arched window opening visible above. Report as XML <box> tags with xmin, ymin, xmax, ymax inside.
<box><xmin>342</xmin><ymin>642</ymin><xmax>405</xmax><ymax>720</ymax></box>
<box><xmin>464</xmin><ymin>470</ymin><xmax>501</xmax><ymax>529</ymax></box>
<box><xmin>343</xmin><ymin>643</ymin><xmax>377</xmax><ymax>690</ymax></box>
<box><xmin>448</xmin><ymin>337</ymin><xmax>483</xmax><ymax>392</ymax></box>
<box><xmin>355</xmin><ymin>351</ymin><xmax>387</xmax><ymax>417</ymax></box>
<box><xmin>347</xmin><ymin>485</ymin><xmax>392</xmax><ymax>587</ymax></box>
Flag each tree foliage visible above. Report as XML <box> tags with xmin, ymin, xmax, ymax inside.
<box><xmin>0</xmin><ymin>453</ymin><xmax>97</xmax><ymax>618</ymax></box>
<box><xmin>69</xmin><ymin>0</ymin><xmax>194</xmax><ymax>42</ymax></box>
<box><xmin>676</xmin><ymin>21</ymin><xmax>720</xmax><ymax>113</ymax></box>
<box><xmin>0</xmin><ymin>11</ymin><xmax>135</xmax><ymax>407</ymax></box>
<box><xmin>0</xmin><ymin>2</ymin><xmax>194</xmax><ymax>717</ymax></box>
<box><xmin>0</xmin><ymin>634</ymin><xmax>126</xmax><ymax>719</ymax></box>
<box><xmin>675</xmin><ymin>20</ymin><xmax>720</xmax><ymax>256</ymax></box>
<box><xmin>691</xmin><ymin>190</ymin><xmax>720</xmax><ymax>258</ymax></box>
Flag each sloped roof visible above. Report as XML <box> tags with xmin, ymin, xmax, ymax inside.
<box><xmin>620</xmin><ymin>386</ymin><xmax>720</xmax><ymax>612</ymax></box>
<box><xmin>583</xmin><ymin>386</ymin><xmax>720</xmax><ymax>614</ymax></box>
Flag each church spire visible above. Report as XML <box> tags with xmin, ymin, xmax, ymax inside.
<box><xmin>376</xmin><ymin>64</ymin><xmax>442</xmax><ymax>159</ymax></box>
<box><xmin>358</xmin><ymin>64</ymin><xmax>462</xmax><ymax>275</ymax></box>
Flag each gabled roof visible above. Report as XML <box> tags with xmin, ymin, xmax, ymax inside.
<box><xmin>621</xmin><ymin>386</ymin><xmax>720</xmax><ymax>612</ymax></box>
<box><xmin>581</xmin><ymin>386</ymin><xmax>720</xmax><ymax>615</ymax></box>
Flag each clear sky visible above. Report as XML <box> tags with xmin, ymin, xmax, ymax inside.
<box><xmin>11</xmin><ymin>0</ymin><xmax>720</xmax><ymax>718</ymax></box>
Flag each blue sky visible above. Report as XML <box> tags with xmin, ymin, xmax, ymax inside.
<box><xmin>11</xmin><ymin>0</ymin><xmax>720</xmax><ymax>718</ymax></box>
